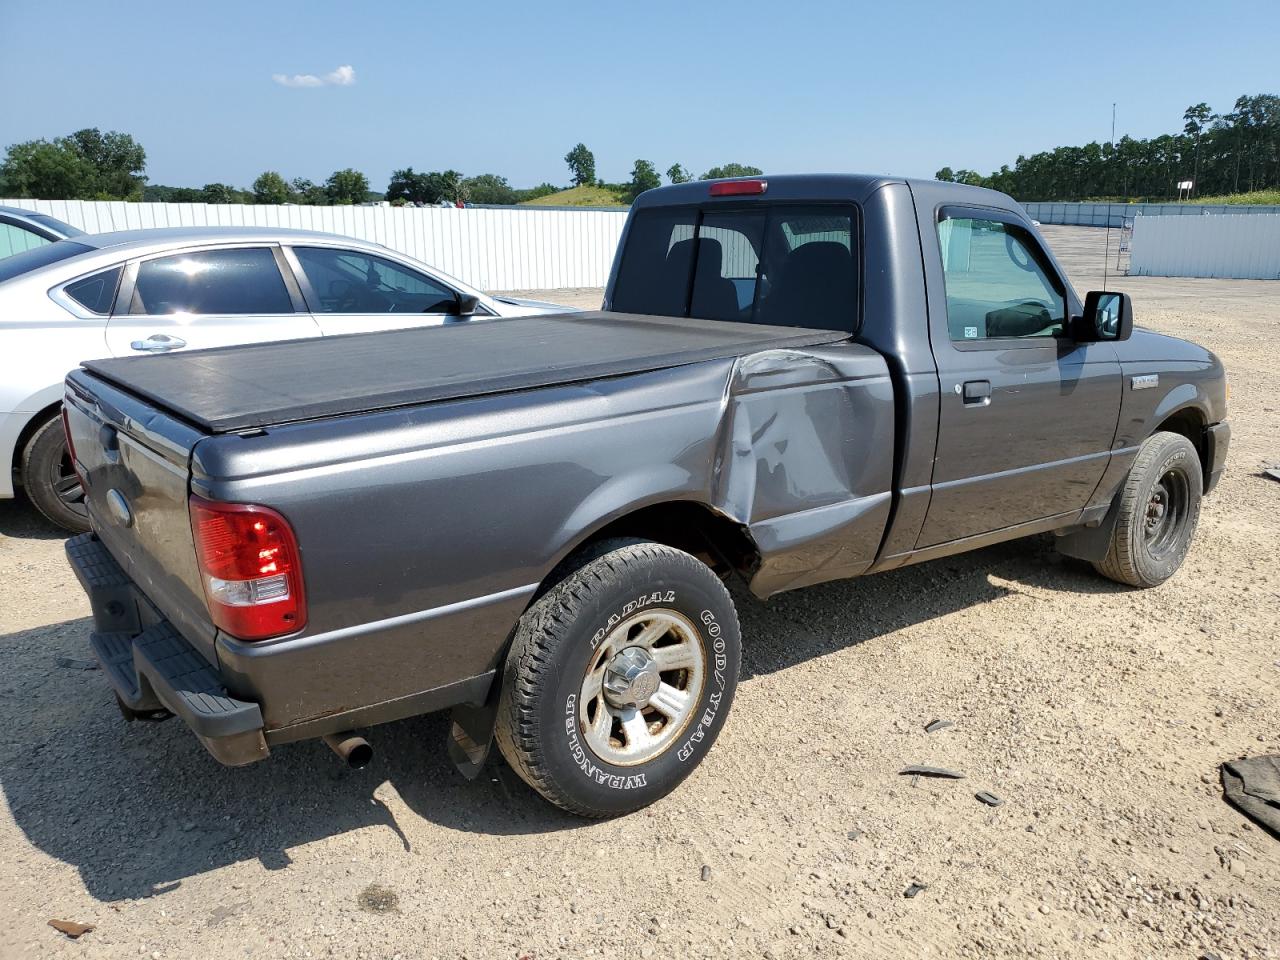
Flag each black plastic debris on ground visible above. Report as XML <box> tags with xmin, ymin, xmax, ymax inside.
<box><xmin>975</xmin><ymin>790</ymin><xmax>1004</xmax><ymax>807</ymax></box>
<box><xmin>904</xmin><ymin>882</ymin><xmax>928</xmax><ymax>899</ymax></box>
<box><xmin>924</xmin><ymin>719</ymin><xmax>954</xmax><ymax>733</ymax></box>
<box><xmin>55</xmin><ymin>657</ymin><xmax>98</xmax><ymax>671</ymax></box>
<box><xmin>899</xmin><ymin>765</ymin><xmax>965</xmax><ymax>780</ymax></box>
<box><xmin>1221</xmin><ymin>755</ymin><xmax>1280</xmax><ymax>838</ymax></box>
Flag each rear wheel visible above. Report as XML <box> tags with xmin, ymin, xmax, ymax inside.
<box><xmin>1093</xmin><ymin>431</ymin><xmax>1202</xmax><ymax>588</ymax></box>
<box><xmin>494</xmin><ymin>539</ymin><xmax>741</xmax><ymax>818</ymax></box>
<box><xmin>21</xmin><ymin>414</ymin><xmax>90</xmax><ymax>534</ymax></box>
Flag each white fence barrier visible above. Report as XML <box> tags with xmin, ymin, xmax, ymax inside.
<box><xmin>1023</xmin><ymin>201</ymin><xmax>1280</xmax><ymax>229</ymax></box>
<box><xmin>1</xmin><ymin>199</ymin><xmax>630</xmax><ymax>291</ymax></box>
<box><xmin>1130</xmin><ymin>214</ymin><xmax>1280</xmax><ymax>280</ymax></box>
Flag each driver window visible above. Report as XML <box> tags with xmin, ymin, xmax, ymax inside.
<box><xmin>936</xmin><ymin>217</ymin><xmax>1065</xmax><ymax>341</ymax></box>
<box><xmin>293</xmin><ymin>247</ymin><xmax>458</xmax><ymax>314</ymax></box>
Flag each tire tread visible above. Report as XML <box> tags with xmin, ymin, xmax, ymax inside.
<box><xmin>494</xmin><ymin>538</ymin><xmax>735</xmax><ymax>818</ymax></box>
<box><xmin>1093</xmin><ymin>431</ymin><xmax>1201</xmax><ymax>588</ymax></box>
<box><xmin>20</xmin><ymin>415</ymin><xmax>90</xmax><ymax>533</ymax></box>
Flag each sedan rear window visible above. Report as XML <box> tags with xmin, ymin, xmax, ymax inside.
<box><xmin>64</xmin><ymin>266</ymin><xmax>123</xmax><ymax>315</ymax></box>
<box><xmin>611</xmin><ymin>205</ymin><xmax>858</xmax><ymax>333</ymax></box>
<box><xmin>0</xmin><ymin>240</ymin><xmax>93</xmax><ymax>284</ymax></box>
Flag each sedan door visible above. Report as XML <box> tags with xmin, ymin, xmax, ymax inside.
<box><xmin>284</xmin><ymin>245</ymin><xmax>483</xmax><ymax>336</ymax></box>
<box><xmin>103</xmin><ymin>245</ymin><xmax>319</xmax><ymax>357</ymax></box>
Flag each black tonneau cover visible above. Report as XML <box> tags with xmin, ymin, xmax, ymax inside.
<box><xmin>81</xmin><ymin>311</ymin><xmax>849</xmax><ymax>434</ymax></box>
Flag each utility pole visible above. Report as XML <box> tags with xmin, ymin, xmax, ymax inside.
<box><xmin>1111</xmin><ymin>103</ymin><xmax>1116</xmax><ymax>145</ymax></box>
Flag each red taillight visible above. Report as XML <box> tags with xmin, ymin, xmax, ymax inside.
<box><xmin>189</xmin><ymin>496</ymin><xmax>306</xmax><ymax>641</ymax></box>
<box><xmin>709</xmin><ymin>179</ymin><xmax>767</xmax><ymax>197</ymax></box>
<box><xmin>61</xmin><ymin>405</ymin><xmax>77</xmax><ymax>465</ymax></box>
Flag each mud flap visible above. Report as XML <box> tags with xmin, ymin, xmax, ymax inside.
<box><xmin>447</xmin><ymin>684</ymin><xmax>500</xmax><ymax>780</ymax></box>
<box><xmin>1055</xmin><ymin>490</ymin><xmax>1123</xmax><ymax>563</ymax></box>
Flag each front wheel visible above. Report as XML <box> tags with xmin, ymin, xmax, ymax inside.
<box><xmin>1093</xmin><ymin>431</ymin><xmax>1203</xmax><ymax>588</ymax></box>
<box><xmin>20</xmin><ymin>414</ymin><xmax>91</xmax><ymax>534</ymax></box>
<box><xmin>494</xmin><ymin>539</ymin><xmax>741</xmax><ymax>818</ymax></box>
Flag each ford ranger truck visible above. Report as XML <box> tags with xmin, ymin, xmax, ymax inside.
<box><xmin>62</xmin><ymin>174</ymin><xmax>1230</xmax><ymax>818</ymax></box>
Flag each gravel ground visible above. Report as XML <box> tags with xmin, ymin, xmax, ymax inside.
<box><xmin>2</xmin><ymin>226</ymin><xmax>1277</xmax><ymax>960</ymax></box>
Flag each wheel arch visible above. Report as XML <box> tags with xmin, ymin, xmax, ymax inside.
<box><xmin>449</xmin><ymin>496</ymin><xmax>757</xmax><ymax>783</ymax></box>
<box><xmin>1151</xmin><ymin>405</ymin><xmax>1207</xmax><ymax>471</ymax></box>
<box><xmin>9</xmin><ymin>398</ymin><xmax>64</xmax><ymax>486</ymax></box>
<box><xmin>533</xmin><ymin>498</ymin><xmax>761</xmax><ymax>605</ymax></box>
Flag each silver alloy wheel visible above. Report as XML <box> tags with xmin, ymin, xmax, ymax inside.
<box><xmin>579</xmin><ymin>609</ymin><xmax>705</xmax><ymax>766</ymax></box>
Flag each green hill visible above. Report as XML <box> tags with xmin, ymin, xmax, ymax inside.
<box><xmin>1190</xmin><ymin>189</ymin><xmax>1280</xmax><ymax>205</ymax></box>
<box><xmin>520</xmin><ymin>185</ymin><xmax>629</xmax><ymax>208</ymax></box>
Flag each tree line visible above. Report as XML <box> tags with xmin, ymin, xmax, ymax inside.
<box><xmin>0</xmin><ymin>129</ymin><xmax>764</xmax><ymax>208</ymax></box>
<box><xmin>561</xmin><ymin>143</ymin><xmax>762</xmax><ymax>202</ymax></box>
<box><xmin>936</xmin><ymin>94</ymin><xmax>1280</xmax><ymax>201</ymax></box>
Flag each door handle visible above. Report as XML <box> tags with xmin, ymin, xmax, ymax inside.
<box><xmin>130</xmin><ymin>334</ymin><xmax>186</xmax><ymax>353</ymax></box>
<box><xmin>961</xmin><ymin>380</ymin><xmax>992</xmax><ymax>406</ymax></box>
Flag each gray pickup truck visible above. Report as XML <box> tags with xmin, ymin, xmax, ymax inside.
<box><xmin>63</xmin><ymin>175</ymin><xmax>1229</xmax><ymax>817</ymax></box>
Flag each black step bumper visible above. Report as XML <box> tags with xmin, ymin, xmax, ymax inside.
<box><xmin>65</xmin><ymin>533</ymin><xmax>269</xmax><ymax>766</ymax></box>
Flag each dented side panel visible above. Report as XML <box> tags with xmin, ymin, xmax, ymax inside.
<box><xmin>712</xmin><ymin>345</ymin><xmax>896</xmax><ymax>597</ymax></box>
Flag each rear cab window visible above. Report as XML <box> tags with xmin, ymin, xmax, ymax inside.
<box><xmin>611</xmin><ymin>204</ymin><xmax>859</xmax><ymax>334</ymax></box>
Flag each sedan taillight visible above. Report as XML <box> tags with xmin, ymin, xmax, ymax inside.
<box><xmin>61</xmin><ymin>405</ymin><xmax>77</xmax><ymax>465</ymax></box>
<box><xmin>189</xmin><ymin>496</ymin><xmax>306</xmax><ymax>641</ymax></box>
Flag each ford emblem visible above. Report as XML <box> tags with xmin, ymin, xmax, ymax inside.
<box><xmin>106</xmin><ymin>489</ymin><xmax>133</xmax><ymax>528</ymax></box>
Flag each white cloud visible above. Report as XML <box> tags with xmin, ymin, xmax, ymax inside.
<box><xmin>326</xmin><ymin>64</ymin><xmax>356</xmax><ymax>86</ymax></box>
<box><xmin>272</xmin><ymin>65</ymin><xmax>356</xmax><ymax>88</ymax></box>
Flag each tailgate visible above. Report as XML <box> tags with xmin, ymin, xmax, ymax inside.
<box><xmin>64</xmin><ymin>369</ymin><xmax>219</xmax><ymax>663</ymax></box>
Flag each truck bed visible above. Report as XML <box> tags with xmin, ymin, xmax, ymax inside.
<box><xmin>80</xmin><ymin>312</ymin><xmax>850</xmax><ymax>433</ymax></box>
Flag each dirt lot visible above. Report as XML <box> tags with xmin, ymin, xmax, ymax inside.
<box><xmin>1</xmin><ymin>226</ymin><xmax>1277</xmax><ymax>960</ymax></box>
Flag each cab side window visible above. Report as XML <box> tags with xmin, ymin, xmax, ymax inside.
<box><xmin>937</xmin><ymin>217</ymin><xmax>1065</xmax><ymax>342</ymax></box>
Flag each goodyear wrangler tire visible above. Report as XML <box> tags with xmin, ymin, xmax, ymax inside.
<box><xmin>494</xmin><ymin>538</ymin><xmax>741</xmax><ymax>818</ymax></box>
<box><xmin>1093</xmin><ymin>431</ymin><xmax>1203</xmax><ymax>588</ymax></box>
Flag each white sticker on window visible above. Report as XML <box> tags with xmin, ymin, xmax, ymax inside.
<box><xmin>964</xmin><ymin>326</ymin><xmax>978</xmax><ymax>339</ymax></box>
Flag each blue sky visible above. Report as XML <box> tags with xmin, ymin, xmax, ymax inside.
<box><xmin>2</xmin><ymin>0</ymin><xmax>1276</xmax><ymax>192</ymax></box>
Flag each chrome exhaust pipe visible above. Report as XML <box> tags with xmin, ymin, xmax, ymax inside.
<box><xmin>322</xmin><ymin>731</ymin><xmax>372</xmax><ymax>769</ymax></box>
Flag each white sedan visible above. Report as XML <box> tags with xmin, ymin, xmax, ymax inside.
<box><xmin>0</xmin><ymin>226</ymin><xmax>570</xmax><ymax>531</ymax></box>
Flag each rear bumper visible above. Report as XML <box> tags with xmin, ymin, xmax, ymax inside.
<box><xmin>1205</xmin><ymin>421</ymin><xmax>1230</xmax><ymax>494</ymax></box>
<box><xmin>66</xmin><ymin>533</ymin><xmax>268</xmax><ymax>766</ymax></box>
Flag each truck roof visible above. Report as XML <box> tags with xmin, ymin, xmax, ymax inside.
<box><xmin>632</xmin><ymin>173</ymin><xmax>1019</xmax><ymax>212</ymax></box>
<box><xmin>78</xmin><ymin>312</ymin><xmax>850</xmax><ymax>434</ymax></box>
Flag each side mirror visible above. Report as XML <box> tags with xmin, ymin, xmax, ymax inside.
<box><xmin>1073</xmin><ymin>290</ymin><xmax>1133</xmax><ymax>342</ymax></box>
<box><xmin>455</xmin><ymin>293</ymin><xmax>481</xmax><ymax>316</ymax></box>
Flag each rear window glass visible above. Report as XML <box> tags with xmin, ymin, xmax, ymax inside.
<box><xmin>64</xmin><ymin>266</ymin><xmax>123</xmax><ymax>315</ymax></box>
<box><xmin>611</xmin><ymin>205</ymin><xmax>858</xmax><ymax>333</ymax></box>
<box><xmin>30</xmin><ymin>213</ymin><xmax>85</xmax><ymax>238</ymax></box>
<box><xmin>131</xmin><ymin>247</ymin><xmax>293</xmax><ymax>315</ymax></box>
<box><xmin>0</xmin><ymin>240</ymin><xmax>93</xmax><ymax>284</ymax></box>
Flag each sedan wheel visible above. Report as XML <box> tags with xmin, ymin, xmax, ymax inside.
<box><xmin>21</xmin><ymin>414</ymin><xmax>91</xmax><ymax>533</ymax></box>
